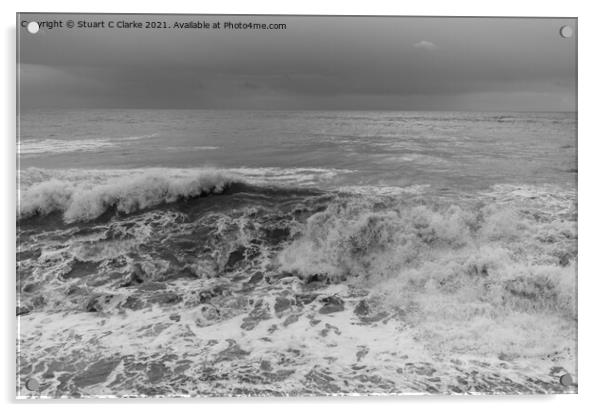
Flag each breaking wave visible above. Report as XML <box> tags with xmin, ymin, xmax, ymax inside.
<box><xmin>17</xmin><ymin>166</ymin><xmax>357</xmax><ymax>223</ymax></box>
<box><xmin>18</xmin><ymin>170</ymin><xmax>577</xmax><ymax>323</ymax></box>
<box><xmin>277</xmin><ymin>191</ymin><xmax>577</xmax><ymax>319</ymax></box>
<box><xmin>18</xmin><ymin>170</ymin><xmax>241</xmax><ymax>223</ymax></box>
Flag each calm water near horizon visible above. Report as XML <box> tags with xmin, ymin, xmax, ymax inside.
<box><xmin>18</xmin><ymin>109</ymin><xmax>576</xmax><ymax>191</ymax></box>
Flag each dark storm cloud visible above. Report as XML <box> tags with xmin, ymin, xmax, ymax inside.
<box><xmin>18</xmin><ymin>14</ymin><xmax>576</xmax><ymax>111</ymax></box>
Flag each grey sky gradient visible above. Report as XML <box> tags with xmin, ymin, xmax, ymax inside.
<box><xmin>18</xmin><ymin>14</ymin><xmax>577</xmax><ymax>111</ymax></box>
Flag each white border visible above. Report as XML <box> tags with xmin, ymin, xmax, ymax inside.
<box><xmin>2</xmin><ymin>1</ymin><xmax>600</xmax><ymax>411</ymax></box>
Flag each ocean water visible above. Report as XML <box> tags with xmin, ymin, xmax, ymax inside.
<box><xmin>17</xmin><ymin>110</ymin><xmax>577</xmax><ymax>397</ymax></box>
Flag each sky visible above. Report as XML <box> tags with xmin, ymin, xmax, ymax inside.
<box><xmin>18</xmin><ymin>14</ymin><xmax>577</xmax><ymax>111</ymax></box>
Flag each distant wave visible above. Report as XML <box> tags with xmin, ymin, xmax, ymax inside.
<box><xmin>19</xmin><ymin>166</ymin><xmax>353</xmax><ymax>186</ymax></box>
<box><xmin>18</xmin><ymin>139</ymin><xmax>117</xmax><ymax>155</ymax></box>
<box><xmin>163</xmin><ymin>146</ymin><xmax>220</xmax><ymax>152</ymax></box>
<box><xmin>18</xmin><ymin>133</ymin><xmax>159</xmax><ymax>155</ymax></box>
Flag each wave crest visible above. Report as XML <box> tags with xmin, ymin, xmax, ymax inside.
<box><xmin>19</xmin><ymin>170</ymin><xmax>240</xmax><ymax>223</ymax></box>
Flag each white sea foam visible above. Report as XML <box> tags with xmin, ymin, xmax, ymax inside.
<box><xmin>16</xmin><ymin>179</ymin><xmax>577</xmax><ymax>396</ymax></box>
<box><xmin>337</xmin><ymin>184</ymin><xmax>430</xmax><ymax>196</ymax></box>
<box><xmin>232</xmin><ymin>167</ymin><xmax>354</xmax><ymax>185</ymax></box>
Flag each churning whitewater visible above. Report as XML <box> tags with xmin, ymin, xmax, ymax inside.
<box><xmin>17</xmin><ymin>110</ymin><xmax>577</xmax><ymax>396</ymax></box>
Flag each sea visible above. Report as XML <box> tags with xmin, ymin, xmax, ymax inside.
<box><xmin>16</xmin><ymin>110</ymin><xmax>577</xmax><ymax>397</ymax></box>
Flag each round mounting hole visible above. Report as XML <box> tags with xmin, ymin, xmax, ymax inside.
<box><xmin>559</xmin><ymin>25</ymin><xmax>573</xmax><ymax>39</ymax></box>
<box><xmin>25</xmin><ymin>378</ymin><xmax>39</xmax><ymax>391</ymax></box>
<box><xmin>27</xmin><ymin>21</ymin><xmax>39</xmax><ymax>34</ymax></box>
<box><xmin>560</xmin><ymin>373</ymin><xmax>573</xmax><ymax>386</ymax></box>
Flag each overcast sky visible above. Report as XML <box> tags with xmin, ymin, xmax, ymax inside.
<box><xmin>18</xmin><ymin>14</ymin><xmax>576</xmax><ymax>111</ymax></box>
